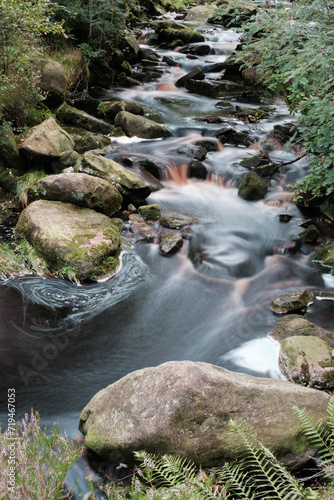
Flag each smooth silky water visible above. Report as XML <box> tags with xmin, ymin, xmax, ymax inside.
<box><xmin>1</xmin><ymin>18</ymin><xmax>334</xmax><ymax>486</ymax></box>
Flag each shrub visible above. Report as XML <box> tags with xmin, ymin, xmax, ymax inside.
<box><xmin>0</xmin><ymin>409</ymin><xmax>82</xmax><ymax>499</ymax></box>
<box><xmin>215</xmin><ymin>0</ymin><xmax>334</xmax><ymax>202</ymax></box>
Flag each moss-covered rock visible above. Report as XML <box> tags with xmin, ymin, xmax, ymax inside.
<box><xmin>184</xmin><ymin>4</ymin><xmax>217</xmax><ymax>22</ymax></box>
<box><xmin>319</xmin><ymin>195</ymin><xmax>334</xmax><ymax>222</ymax></box>
<box><xmin>269</xmin><ymin>289</ymin><xmax>314</xmax><ymax>314</ymax></box>
<box><xmin>188</xmin><ymin>160</ymin><xmax>208</xmax><ymax>180</ymax></box>
<box><xmin>298</xmin><ymin>224</ymin><xmax>320</xmax><ymax>244</ymax></box>
<box><xmin>153</xmin><ymin>20</ymin><xmax>205</xmax><ymax>46</ymax></box>
<box><xmin>0</xmin><ymin>122</ymin><xmax>23</xmax><ymax>169</ymax></box>
<box><xmin>78</xmin><ymin>360</ymin><xmax>330</xmax><ymax>466</ymax></box>
<box><xmin>98</xmin><ymin>99</ymin><xmax>144</xmax><ymax>122</ymax></box>
<box><xmin>28</xmin><ymin>172</ymin><xmax>123</xmax><ymax>216</ymax></box>
<box><xmin>195</xmin><ymin>140</ymin><xmax>219</xmax><ymax>152</ymax></box>
<box><xmin>34</xmin><ymin>59</ymin><xmax>67</xmax><ymax>107</ymax></box>
<box><xmin>279</xmin><ymin>335</ymin><xmax>334</xmax><ymax>389</ymax></box>
<box><xmin>268</xmin><ymin>317</ymin><xmax>334</xmax><ymax>348</ymax></box>
<box><xmin>75</xmin><ymin>151</ymin><xmax>153</xmax><ymax>205</ymax></box>
<box><xmin>20</xmin><ymin>117</ymin><xmax>75</xmax><ymax>165</ymax></box>
<box><xmin>238</xmin><ymin>171</ymin><xmax>268</xmax><ymax>201</ymax></box>
<box><xmin>312</xmin><ymin>242</ymin><xmax>334</xmax><ymax>273</ymax></box>
<box><xmin>15</xmin><ymin>200</ymin><xmax>121</xmax><ymax>282</ymax></box>
<box><xmin>57</xmin><ymin>104</ymin><xmax>112</xmax><ymax>135</ymax></box>
<box><xmin>138</xmin><ymin>204</ymin><xmax>161</xmax><ymax>220</ymax></box>
<box><xmin>70</xmin><ymin>131</ymin><xmax>111</xmax><ymax>154</ymax></box>
<box><xmin>115</xmin><ymin>111</ymin><xmax>173</xmax><ymax>139</ymax></box>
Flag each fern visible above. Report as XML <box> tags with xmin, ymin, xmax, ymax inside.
<box><xmin>293</xmin><ymin>403</ymin><xmax>334</xmax><ymax>476</ymax></box>
<box><xmin>225</xmin><ymin>419</ymin><xmax>310</xmax><ymax>500</ymax></box>
<box><xmin>134</xmin><ymin>451</ymin><xmax>222</xmax><ymax>499</ymax></box>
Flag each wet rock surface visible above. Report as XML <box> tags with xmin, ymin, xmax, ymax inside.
<box><xmin>160</xmin><ymin>212</ymin><xmax>199</xmax><ymax>229</ymax></box>
<box><xmin>269</xmin><ymin>289</ymin><xmax>315</xmax><ymax>314</ymax></box>
<box><xmin>79</xmin><ymin>360</ymin><xmax>330</xmax><ymax>466</ymax></box>
<box><xmin>279</xmin><ymin>335</ymin><xmax>334</xmax><ymax>389</ymax></box>
<box><xmin>160</xmin><ymin>232</ymin><xmax>183</xmax><ymax>255</ymax></box>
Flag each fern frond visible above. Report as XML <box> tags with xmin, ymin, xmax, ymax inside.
<box><xmin>134</xmin><ymin>451</ymin><xmax>220</xmax><ymax>499</ymax></box>
<box><xmin>220</xmin><ymin>463</ymin><xmax>256</xmax><ymax>499</ymax></box>
<box><xmin>292</xmin><ymin>405</ymin><xmax>334</xmax><ymax>466</ymax></box>
<box><xmin>227</xmin><ymin>419</ymin><xmax>309</xmax><ymax>499</ymax></box>
<box><xmin>327</xmin><ymin>397</ymin><xmax>334</xmax><ymax>442</ymax></box>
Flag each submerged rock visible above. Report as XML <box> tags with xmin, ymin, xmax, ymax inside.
<box><xmin>78</xmin><ymin>360</ymin><xmax>330</xmax><ymax>466</ymax></box>
<box><xmin>15</xmin><ymin>200</ymin><xmax>121</xmax><ymax>282</ymax></box>
<box><xmin>115</xmin><ymin>111</ymin><xmax>173</xmax><ymax>139</ymax></box>
<box><xmin>160</xmin><ymin>232</ymin><xmax>183</xmax><ymax>256</ymax></box>
<box><xmin>28</xmin><ymin>173</ymin><xmax>123</xmax><ymax>216</ymax></box>
<box><xmin>216</xmin><ymin>126</ymin><xmax>251</xmax><ymax>147</ymax></box>
<box><xmin>128</xmin><ymin>214</ymin><xmax>155</xmax><ymax>243</ymax></box>
<box><xmin>279</xmin><ymin>335</ymin><xmax>334</xmax><ymax>390</ymax></box>
<box><xmin>185</xmin><ymin>78</ymin><xmax>244</xmax><ymax>99</ymax></box>
<box><xmin>238</xmin><ymin>171</ymin><xmax>268</xmax><ymax>201</ymax></box>
<box><xmin>269</xmin><ymin>289</ymin><xmax>314</xmax><ymax>314</ymax></box>
<box><xmin>160</xmin><ymin>212</ymin><xmax>199</xmax><ymax>229</ymax></box>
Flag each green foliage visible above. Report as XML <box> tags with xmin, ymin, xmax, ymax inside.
<box><xmin>222</xmin><ymin>419</ymin><xmax>315</xmax><ymax>499</ymax></box>
<box><xmin>15</xmin><ymin>169</ymin><xmax>47</xmax><ymax>207</ymax></box>
<box><xmin>0</xmin><ymin>1</ymin><xmax>65</xmax><ymax>128</ymax></box>
<box><xmin>292</xmin><ymin>399</ymin><xmax>334</xmax><ymax>476</ymax></box>
<box><xmin>0</xmin><ymin>0</ymin><xmax>65</xmax><ymax>76</ymax></box>
<box><xmin>53</xmin><ymin>0</ymin><xmax>138</xmax><ymax>60</ymax></box>
<box><xmin>0</xmin><ymin>409</ymin><xmax>82</xmax><ymax>499</ymax></box>
<box><xmin>221</xmin><ymin>0</ymin><xmax>334</xmax><ymax>201</ymax></box>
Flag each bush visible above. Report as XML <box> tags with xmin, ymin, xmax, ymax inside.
<box><xmin>0</xmin><ymin>409</ymin><xmax>82</xmax><ymax>499</ymax></box>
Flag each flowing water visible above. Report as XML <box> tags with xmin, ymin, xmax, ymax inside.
<box><xmin>1</xmin><ymin>15</ymin><xmax>334</xmax><ymax>492</ymax></box>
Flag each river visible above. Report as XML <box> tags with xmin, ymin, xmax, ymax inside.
<box><xmin>1</xmin><ymin>12</ymin><xmax>334</xmax><ymax>478</ymax></box>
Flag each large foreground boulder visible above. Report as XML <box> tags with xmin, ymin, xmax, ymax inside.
<box><xmin>79</xmin><ymin>361</ymin><xmax>330</xmax><ymax>467</ymax></box>
<box><xmin>29</xmin><ymin>173</ymin><xmax>123</xmax><ymax>216</ymax></box>
<box><xmin>15</xmin><ymin>200</ymin><xmax>121</xmax><ymax>282</ymax></box>
<box><xmin>75</xmin><ymin>151</ymin><xmax>153</xmax><ymax>204</ymax></box>
<box><xmin>20</xmin><ymin>118</ymin><xmax>75</xmax><ymax>165</ymax></box>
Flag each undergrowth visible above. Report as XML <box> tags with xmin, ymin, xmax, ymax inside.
<box><xmin>1</xmin><ymin>399</ymin><xmax>334</xmax><ymax>499</ymax></box>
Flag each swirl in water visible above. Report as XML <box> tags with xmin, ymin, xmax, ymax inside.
<box><xmin>5</xmin><ymin>251</ymin><xmax>150</xmax><ymax>334</ymax></box>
